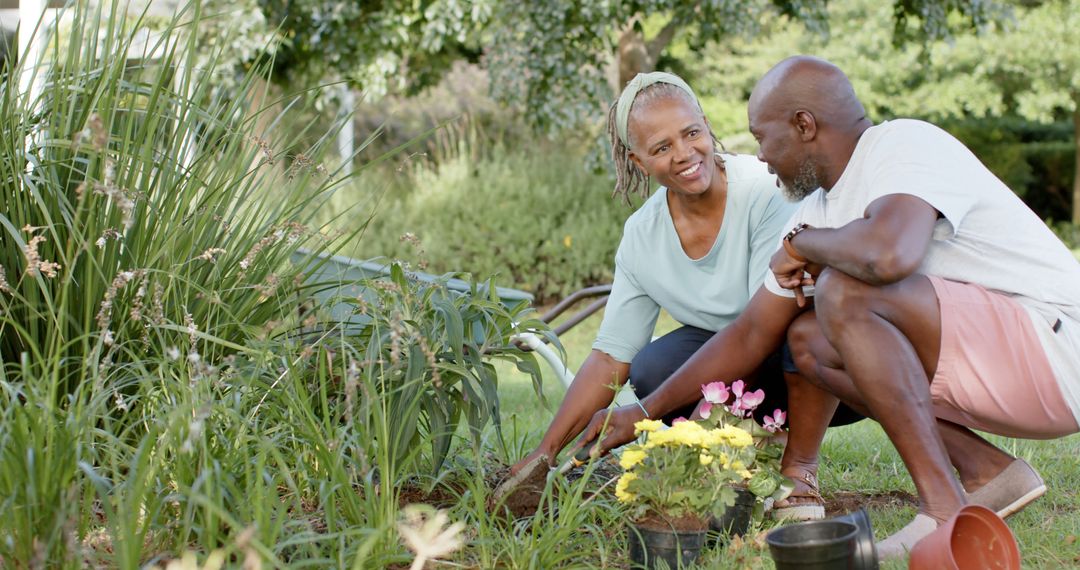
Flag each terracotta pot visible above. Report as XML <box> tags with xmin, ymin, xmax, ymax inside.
<box><xmin>627</xmin><ymin>521</ymin><xmax>707</xmax><ymax>569</ymax></box>
<box><xmin>908</xmin><ymin>504</ymin><xmax>1021</xmax><ymax>570</ymax></box>
<box><xmin>832</xmin><ymin>508</ymin><xmax>878</xmax><ymax>569</ymax></box>
<box><xmin>766</xmin><ymin>520</ymin><xmax>857</xmax><ymax>569</ymax></box>
<box><xmin>710</xmin><ymin>486</ymin><xmax>755</xmax><ymax>539</ymax></box>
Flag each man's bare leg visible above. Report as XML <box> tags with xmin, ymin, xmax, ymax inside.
<box><xmin>771</xmin><ymin>370</ymin><xmax>839</xmax><ymax>518</ymax></box>
<box><xmin>786</xmin><ymin>310</ymin><xmax>1016</xmax><ymax>495</ymax></box>
<box><xmin>796</xmin><ymin>268</ymin><xmax>1057</xmax><ymax>556</ymax></box>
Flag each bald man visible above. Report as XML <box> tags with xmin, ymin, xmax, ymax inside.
<box><xmin>750</xmin><ymin>55</ymin><xmax>1080</xmax><ymax>557</ymax></box>
<box><xmin>576</xmin><ymin>56</ymin><xmax>1080</xmax><ymax>559</ymax></box>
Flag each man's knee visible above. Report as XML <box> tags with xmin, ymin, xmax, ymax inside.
<box><xmin>787</xmin><ymin>313</ymin><xmax>819</xmax><ymax>374</ymax></box>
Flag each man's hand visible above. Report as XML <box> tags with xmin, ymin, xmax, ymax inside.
<box><xmin>804</xmin><ymin>261</ymin><xmax>825</xmax><ymax>281</ymax></box>
<box><xmin>574</xmin><ymin>404</ymin><xmax>648</xmax><ymax>457</ymax></box>
<box><xmin>509</xmin><ymin>446</ymin><xmax>556</xmax><ymax>476</ymax></box>
<box><xmin>770</xmin><ymin>247</ymin><xmax>814</xmax><ymax>307</ymax></box>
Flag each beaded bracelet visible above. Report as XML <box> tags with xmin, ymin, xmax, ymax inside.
<box><xmin>783</xmin><ymin>222</ymin><xmax>811</xmax><ymax>262</ymax></box>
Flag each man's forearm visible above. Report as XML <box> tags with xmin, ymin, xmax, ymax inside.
<box><xmin>785</xmin><ymin>195</ymin><xmax>939</xmax><ymax>286</ymax></box>
<box><xmin>790</xmin><ymin>223</ymin><xmax>901</xmax><ymax>285</ymax></box>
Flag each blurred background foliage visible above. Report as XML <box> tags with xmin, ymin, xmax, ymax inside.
<box><xmin>16</xmin><ymin>0</ymin><xmax>1074</xmax><ymax>300</ymax></box>
<box><xmin>316</xmin><ymin>0</ymin><xmax>1076</xmax><ymax>301</ymax></box>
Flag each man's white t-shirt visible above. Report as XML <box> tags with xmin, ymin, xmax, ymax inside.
<box><xmin>764</xmin><ymin>119</ymin><xmax>1080</xmax><ymax>425</ymax></box>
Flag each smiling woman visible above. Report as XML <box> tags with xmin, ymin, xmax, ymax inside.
<box><xmin>505</xmin><ymin>73</ymin><xmax>865</xmax><ymax>522</ymax></box>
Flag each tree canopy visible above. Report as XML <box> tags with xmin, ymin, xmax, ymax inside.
<box><xmin>679</xmin><ymin>0</ymin><xmax>1076</xmax><ymax>222</ymax></box>
<box><xmin>247</xmin><ymin>0</ymin><xmax>1003</xmax><ymax>131</ymax></box>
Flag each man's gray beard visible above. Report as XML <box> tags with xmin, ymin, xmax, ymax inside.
<box><xmin>780</xmin><ymin>159</ymin><xmax>820</xmax><ymax>202</ymax></box>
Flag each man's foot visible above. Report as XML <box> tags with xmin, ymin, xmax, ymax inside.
<box><xmin>876</xmin><ymin>514</ymin><xmax>938</xmax><ymax>560</ymax></box>
<box><xmin>772</xmin><ymin>469</ymin><xmax>825</xmax><ymax>521</ymax></box>
<box><xmin>967</xmin><ymin>458</ymin><xmax>1046</xmax><ymax>518</ymax></box>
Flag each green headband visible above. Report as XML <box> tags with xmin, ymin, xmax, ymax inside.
<box><xmin>615</xmin><ymin>71</ymin><xmax>701</xmax><ymax>148</ymax></box>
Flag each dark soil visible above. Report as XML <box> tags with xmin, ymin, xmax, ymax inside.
<box><xmin>396</xmin><ymin>464</ymin><xmax>508</xmax><ymax>510</ymax></box>
<box><xmin>387</xmin><ymin>455</ymin><xmax>623</xmax><ymax>519</ymax></box>
<box><xmin>489</xmin><ymin>454</ymin><xmax>550</xmax><ymax>518</ymax></box>
<box><xmin>396</xmin><ymin>480</ymin><xmax>468</xmax><ymax>510</ymax></box>
<box><xmin>487</xmin><ymin>455</ymin><xmax>623</xmax><ymax>518</ymax></box>
<box><xmin>824</xmin><ymin>490</ymin><xmax>918</xmax><ymax>517</ymax></box>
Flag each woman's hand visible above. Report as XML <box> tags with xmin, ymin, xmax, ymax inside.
<box><xmin>575</xmin><ymin>404</ymin><xmax>648</xmax><ymax>457</ymax></box>
<box><xmin>509</xmin><ymin>446</ymin><xmax>556</xmax><ymax>476</ymax></box>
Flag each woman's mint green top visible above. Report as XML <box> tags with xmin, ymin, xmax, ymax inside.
<box><xmin>592</xmin><ymin>154</ymin><xmax>796</xmax><ymax>363</ymax></box>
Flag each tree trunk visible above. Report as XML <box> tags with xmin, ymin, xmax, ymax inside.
<box><xmin>1073</xmin><ymin>95</ymin><xmax>1080</xmax><ymax>225</ymax></box>
<box><xmin>617</xmin><ymin>21</ymin><xmax>649</xmax><ymax>90</ymax></box>
<box><xmin>615</xmin><ymin>18</ymin><xmax>681</xmax><ymax>91</ymax></box>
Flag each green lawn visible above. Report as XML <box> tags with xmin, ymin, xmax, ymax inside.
<box><xmin>493</xmin><ymin>306</ymin><xmax>1080</xmax><ymax>569</ymax></box>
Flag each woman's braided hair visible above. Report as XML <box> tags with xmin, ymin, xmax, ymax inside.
<box><xmin>607</xmin><ymin>82</ymin><xmax>726</xmax><ymax>206</ymax></box>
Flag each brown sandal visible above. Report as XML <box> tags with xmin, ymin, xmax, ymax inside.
<box><xmin>772</xmin><ymin>470</ymin><xmax>825</xmax><ymax>521</ymax></box>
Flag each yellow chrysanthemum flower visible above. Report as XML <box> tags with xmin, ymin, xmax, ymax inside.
<box><xmin>615</xmin><ymin>472</ymin><xmax>638</xmax><ymax>502</ymax></box>
<box><xmin>634</xmin><ymin>419</ymin><xmax>663</xmax><ymax>435</ymax></box>
<box><xmin>699</xmin><ymin>453</ymin><xmax>713</xmax><ymax>466</ymax></box>
<box><xmin>660</xmin><ymin>421</ymin><xmax>705</xmax><ymax>446</ymax></box>
<box><xmin>716</xmin><ymin>426</ymin><xmax>754</xmax><ymax>448</ymax></box>
<box><xmin>619</xmin><ymin>449</ymin><xmax>647</xmax><ymax>470</ymax></box>
<box><xmin>738</xmin><ymin>469</ymin><xmax>753</xmax><ymax>479</ymax></box>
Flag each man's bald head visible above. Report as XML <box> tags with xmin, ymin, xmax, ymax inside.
<box><xmin>749</xmin><ymin>55</ymin><xmax>866</xmax><ymax>132</ymax></box>
<box><xmin>747</xmin><ymin>56</ymin><xmax>872</xmax><ymax>196</ymax></box>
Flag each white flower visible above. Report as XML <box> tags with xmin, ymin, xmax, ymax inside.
<box><xmin>397</xmin><ymin>505</ymin><xmax>465</xmax><ymax>570</ymax></box>
<box><xmin>148</xmin><ymin>550</ymin><xmax>225</xmax><ymax>570</ymax></box>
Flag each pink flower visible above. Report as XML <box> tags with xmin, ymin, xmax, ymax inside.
<box><xmin>731</xmin><ymin>380</ymin><xmax>746</xmax><ymax>398</ymax></box>
<box><xmin>763</xmin><ymin>409</ymin><xmax>787</xmax><ymax>432</ymax></box>
<box><xmin>701</xmin><ymin>381</ymin><xmax>730</xmax><ymax>404</ymax></box>
<box><xmin>672</xmin><ymin>417</ymin><xmax>688</xmax><ymax>424</ymax></box>
<box><xmin>699</xmin><ymin>402</ymin><xmax>713</xmax><ymax>420</ymax></box>
<box><xmin>741</xmin><ymin>389</ymin><xmax>765</xmax><ymax>410</ymax></box>
<box><xmin>730</xmin><ymin>380</ymin><xmax>765</xmax><ymax>418</ymax></box>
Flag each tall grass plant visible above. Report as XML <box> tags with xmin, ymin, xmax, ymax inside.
<box><xmin>0</xmin><ymin>2</ymin><xmax>564</xmax><ymax>567</ymax></box>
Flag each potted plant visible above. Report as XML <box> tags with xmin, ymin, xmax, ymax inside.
<box><xmin>698</xmin><ymin>380</ymin><xmax>793</xmax><ymax>536</ymax></box>
<box><xmin>616</xmin><ymin>418</ymin><xmax>757</xmax><ymax>569</ymax></box>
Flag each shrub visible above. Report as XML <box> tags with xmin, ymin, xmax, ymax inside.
<box><xmin>940</xmin><ymin>117</ymin><xmax>1075</xmax><ymax>222</ymax></box>
<box><xmin>1049</xmin><ymin>220</ymin><xmax>1080</xmax><ymax>250</ymax></box>
<box><xmin>356</xmin><ymin>143</ymin><xmax>632</xmax><ymax>302</ymax></box>
<box><xmin>312</xmin><ymin>263</ymin><xmax>550</xmax><ymax>474</ymax></box>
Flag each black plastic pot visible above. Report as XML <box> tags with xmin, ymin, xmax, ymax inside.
<box><xmin>832</xmin><ymin>508</ymin><xmax>878</xmax><ymax>570</ymax></box>
<box><xmin>627</xmin><ymin>523</ymin><xmax>707</xmax><ymax>569</ymax></box>
<box><xmin>766</xmin><ymin>520</ymin><xmax>857</xmax><ymax>570</ymax></box>
<box><xmin>710</xmin><ymin>486</ymin><xmax>755</xmax><ymax>538</ymax></box>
